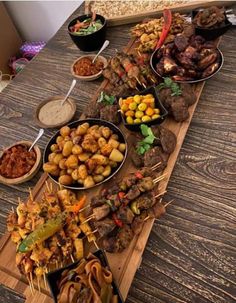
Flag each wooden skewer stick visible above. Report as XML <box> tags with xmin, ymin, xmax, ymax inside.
<box><xmin>93</xmin><ymin>240</ymin><xmax>99</xmax><ymax>250</ymax></box>
<box><xmin>135</xmin><ymin>76</ymin><xmax>142</xmax><ymax>86</ymax></box>
<box><xmin>142</xmin><ymin>82</ymin><xmax>147</xmax><ymax>89</ymax></box>
<box><xmin>56</xmin><ymin>260</ymin><xmax>59</xmax><ymax>269</ymax></box>
<box><xmin>11</xmin><ymin>206</ymin><xmax>14</xmax><ymax>213</ymax></box>
<box><xmin>27</xmin><ymin>275</ymin><xmax>33</xmax><ymax>295</ymax></box>
<box><xmin>50</xmin><ymin>182</ymin><xmax>53</xmax><ymax>192</ymax></box>
<box><xmin>151</xmin><ymin>162</ymin><xmax>162</xmax><ymax>170</ymax></box>
<box><xmin>28</xmin><ymin>188</ymin><xmax>33</xmax><ymax>201</ymax></box>
<box><xmin>37</xmin><ymin>276</ymin><xmax>41</xmax><ymax>293</ymax></box>
<box><xmin>87</xmin><ymin>229</ymin><xmax>98</xmax><ymax>236</ymax></box>
<box><xmin>155</xmin><ymin>190</ymin><xmax>167</xmax><ymax>199</ymax></box>
<box><xmin>29</xmin><ymin>272</ymin><xmax>35</xmax><ymax>293</ymax></box>
<box><xmin>164</xmin><ymin>199</ymin><xmax>175</xmax><ymax>208</ymax></box>
<box><xmin>45</xmin><ymin>181</ymin><xmax>50</xmax><ymax>193</ymax></box>
<box><xmin>43</xmin><ymin>273</ymin><xmax>47</xmax><ymax>290</ymax></box>
<box><xmin>82</xmin><ymin>215</ymin><xmax>95</xmax><ymax>224</ymax></box>
<box><xmin>79</xmin><ymin>204</ymin><xmax>90</xmax><ymax>213</ymax></box>
<box><xmin>153</xmin><ymin>173</ymin><xmax>167</xmax><ymax>183</ymax></box>
<box><xmin>70</xmin><ymin>254</ymin><xmax>75</xmax><ymax>263</ymax></box>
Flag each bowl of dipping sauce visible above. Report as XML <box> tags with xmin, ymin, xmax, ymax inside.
<box><xmin>35</xmin><ymin>95</ymin><xmax>76</xmax><ymax>128</ymax></box>
<box><xmin>0</xmin><ymin>141</ymin><xmax>41</xmax><ymax>185</ymax></box>
<box><xmin>71</xmin><ymin>55</ymin><xmax>107</xmax><ymax>81</ymax></box>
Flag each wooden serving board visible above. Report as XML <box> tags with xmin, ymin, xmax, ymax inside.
<box><xmin>85</xmin><ymin>0</ymin><xmax>235</xmax><ymax>26</ymax></box>
<box><xmin>0</xmin><ymin>21</ymin><xmax>221</xmax><ymax>303</ymax></box>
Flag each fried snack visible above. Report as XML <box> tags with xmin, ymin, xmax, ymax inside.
<box><xmin>57</xmin><ymin>253</ymin><xmax>118</xmax><ymax>303</ymax></box>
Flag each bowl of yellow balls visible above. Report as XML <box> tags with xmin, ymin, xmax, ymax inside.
<box><xmin>119</xmin><ymin>86</ymin><xmax>168</xmax><ymax>131</ymax></box>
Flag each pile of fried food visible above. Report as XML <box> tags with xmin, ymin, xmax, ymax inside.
<box><xmin>155</xmin><ymin>34</ymin><xmax>221</xmax><ymax>81</ymax></box>
<box><xmin>88</xmin><ymin>167</ymin><xmax>168</xmax><ymax>253</ymax></box>
<box><xmin>131</xmin><ymin>13</ymin><xmax>191</xmax><ymax>53</ymax></box>
<box><xmin>89</xmin><ymin>0</ymin><xmax>188</xmax><ymax>19</ymax></box>
<box><xmin>57</xmin><ymin>253</ymin><xmax>119</xmax><ymax>303</ymax></box>
<box><xmin>43</xmin><ymin>123</ymin><xmax>126</xmax><ymax>188</ymax></box>
<box><xmin>7</xmin><ymin>186</ymin><xmax>95</xmax><ymax>285</ymax></box>
<box><xmin>193</xmin><ymin>6</ymin><xmax>226</xmax><ymax>28</ymax></box>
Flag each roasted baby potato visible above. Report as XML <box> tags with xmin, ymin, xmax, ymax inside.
<box><xmin>109</xmin><ymin>148</ymin><xmax>124</xmax><ymax>162</ymax></box>
<box><xmin>65</xmin><ymin>155</ymin><xmax>78</xmax><ymax>169</ymax></box>
<box><xmin>58</xmin><ymin>175</ymin><xmax>73</xmax><ymax>185</ymax></box>
<box><xmin>62</xmin><ymin>141</ymin><xmax>73</xmax><ymax>157</ymax></box>
<box><xmin>108</xmin><ymin>138</ymin><xmax>119</xmax><ymax>149</ymax></box>
<box><xmin>53</xmin><ymin>153</ymin><xmax>64</xmax><ymax>165</ymax></box>
<box><xmin>92</xmin><ymin>154</ymin><xmax>108</xmax><ymax>165</ymax></box>
<box><xmin>50</xmin><ymin>144</ymin><xmax>59</xmax><ymax>152</ymax></box>
<box><xmin>94</xmin><ymin>165</ymin><xmax>105</xmax><ymax>174</ymax></box>
<box><xmin>93</xmin><ymin>175</ymin><xmax>104</xmax><ymax>183</ymax></box>
<box><xmin>60</xmin><ymin>126</ymin><xmax>71</xmax><ymax>137</ymax></box>
<box><xmin>78</xmin><ymin>153</ymin><xmax>91</xmax><ymax>162</ymax></box>
<box><xmin>84</xmin><ymin>176</ymin><xmax>95</xmax><ymax>188</ymax></box>
<box><xmin>59</xmin><ymin>158</ymin><xmax>67</xmax><ymax>170</ymax></box>
<box><xmin>48</xmin><ymin>152</ymin><xmax>56</xmax><ymax>162</ymax></box>
<box><xmin>101</xmin><ymin>127</ymin><xmax>112</xmax><ymax>139</ymax></box>
<box><xmin>102</xmin><ymin>165</ymin><xmax>111</xmax><ymax>177</ymax></box>
<box><xmin>72</xmin><ymin>144</ymin><xmax>83</xmax><ymax>155</ymax></box>
<box><xmin>118</xmin><ymin>143</ymin><xmax>126</xmax><ymax>153</ymax></box>
<box><xmin>78</xmin><ymin>165</ymin><xmax>88</xmax><ymax>180</ymax></box>
<box><xmin>98</xmin><ymin>137</ymin><xmax>107</xmax><ymax>148</ymax></box>
<box><xmin>100</xmin><ymin>144</ymin><xmax>113</xmax><ymax>156</ymax></box>
<box><xmin>76</xmin><ymin>123</ymin><xmax>89</xmax><ymax>135</ymax></box>
<box><xmin>43</xmin><ymin>162</ymin><xmax>58</xmax><ymax>174</ymax></box>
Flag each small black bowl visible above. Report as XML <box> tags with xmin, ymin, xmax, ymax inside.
<box><xmin>43</xmin><ymin>118</ymin><xmax>127</xmax><ymax>190</ymax></box>
<box><xmin>68</xmin><ymin>14</ymin><xmax>107</xmax><ymax>52</ymax></box>
<box><xmin>119</xmin><ymin>86</ymin><xmax>168</xmax><ymax>132</ymax></box>
<box><xmin>150</xmin><ymin>47</ymin><xmax>224</xmax><ymax>84</ymax></box>
<box><xmin>46</xmin><ymin>249</ymin><xmax>123</xmax><ymax>303</ymax></box>
<box><xmin>192</xmin><ymin>8</ymin><xmax>232</xmax><ymax>40</ymax></box>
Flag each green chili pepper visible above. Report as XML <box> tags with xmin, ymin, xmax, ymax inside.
<box><xmin>18</xmin><ymin>213</ymin><xmax>66</xmax><ymax>253</ymax></box>
<box><xmin>130</xmin><ymin>201</ymin><xmax>140</xmax><ymax>215</ymax></box>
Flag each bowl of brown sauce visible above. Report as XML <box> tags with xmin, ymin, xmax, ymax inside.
<box><xmin>0</xmin><ymin>141</ymin><xmax>41</xmax><ymax>185</ymax></box>
<box><xmin>71</xmin><ymin>55</ymin><xmax>108</xmax><ymax>81</ymax></box>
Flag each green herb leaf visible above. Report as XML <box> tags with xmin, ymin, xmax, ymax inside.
<box><xmin>143</xmin><ymin>136</ymin><xmax>154</xmax><ymax>144</ymax></box>
<box><xmin>164</xmin><ymin>77</ymin><xmax>173</xmax><ymax>87</ymax></box>
<box><xmin>140</xmin><ymin>124</ymin><xmax>149</xmax><ymax>137</ymax></box>
<box><xmin>97</xmin><ymin>91</ymin><xmax>115</xmax><ymax>105</ymax></box>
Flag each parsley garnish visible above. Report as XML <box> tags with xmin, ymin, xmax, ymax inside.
<box><xmin>97</xmin><ymin>91</ymin><xmax>116</xmax><ymax>105</ymax></box>
<box><xmin>136</xmin><ymin>124</ymin><xmax>156</xmax><ymax>155</ymax></box>
<box><xmin>157</xmin><ymin>77</ymin><xmax>182</xmax><ymax>96</ymax></box>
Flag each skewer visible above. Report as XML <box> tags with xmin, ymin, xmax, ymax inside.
<box><xmin>155</xmin><ymin>190</ymin><xmax>167</xmax><ymax>199</ymax></box>
<box><xmin>28</xmin><ymin>188</ymin><xmax>33</xmax><ymax>201</ymax></box>
<box><xmin>81</xmin><ymin>215</ymin><xmax>94</xmax><ymax>224</ymax></box>
<box><xmin>79</xmin><ymin>204</ymin><xmax>90</xmax><ymax>213</ymax></box>
<box><xmin>43</xmin><ymin>273</ymin><xmax>47</xmax><ymax>289</ymax></box>
<box><xmin>29</xmin><ymin>272</ymin><xmax>35</xmax><ymax>293</ymax></box>
<box><xmin>27</xmin><ymin>275</ymin><xmax>34</xmax><ymax>295</ymax></box>
<box><xmin>151</xmin><ymin>162</ymin><xmax>162</xmax><ymax>170</ymax></box>
<box><xmin>11</xmin><ymin>206</ymin><xmax>14</xmax><ymax>213</ymax></box>
<box><xmin>164</xmin><ymin>199</ymin><xmax>175</xmax><ymax>208</ymax></box>
<box><xmin>56</xmin><ymin>260</ymin><xmax>59</xmax><ymax>269</ymax></box>
<box><xmin>135</xmin><ymin>76</ymin><xmax>142</xmax><ymax>86</ymax></box>
<box><xmin>87</xmin><ymin>229</ymin><xmax>98</xmax><ymax>236</ymax></box>
<box><xmin>37</xmin><ymin>276</ymin><xmax>41</xmax><ymax>293</ymax></box>
<box><xmin>50</xmin><ymin>182</ymin><xmax>53</xmax><ymax>192</ymax></box>
<box><xmin>93</xmin><ymin>240</ymin><xmax>99</xmax><ymax>250</ymax></box>
<box><xmin>142</xmin><ymin>82</ymin><xmax>147</xmax><ymax>89</ymax></box>
<box><xmin>70</xmin><ymin>254</ymin><xmax>75</xmax><ymax>263</ymax></box>
<box><xmin>45</xmin><ymin>181</ymin><xmax>50</xmax><ymax>193</ymax></box>
<box><xmin>153</xmin><ymin>173</ymin><xmax>167</xmax><ymax>183</ymax></box>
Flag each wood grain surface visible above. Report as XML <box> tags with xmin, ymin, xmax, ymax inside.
<box><xmin>0</xmin><ymin>2</ymin><xmax>236</xmax><ymax>303</ymax></box>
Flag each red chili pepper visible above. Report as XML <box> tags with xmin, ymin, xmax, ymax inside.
<box><xmin>155</xmin><ymin>9</ymin><xmax>172</xmax><ymax>50</ymax></box>
<box><xmin>124</xmin><ymin>63</ymin><xmax>133</xmax><ymax>72</ymax></box>
<box><xmin>118</xmin><ymin>192</ymin><xmax>125</xmax><ymax>199</ymax></box>
<box><xmin>135</xmin><ymin>171</ymin><xmax>143</xmax><ymax>179</ymax></box>
<box><xmin>112</xmin><ymin>213</ymin><xmax>123</xmax><ymax>227</ymax></box>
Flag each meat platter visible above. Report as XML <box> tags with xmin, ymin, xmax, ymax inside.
<box><xmin>0</xmin><ymin>5</ymin><xmax>227</xmax><ymax>303</ymax></box>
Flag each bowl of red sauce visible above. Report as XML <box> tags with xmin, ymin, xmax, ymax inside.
<box><xmin>71</xmin><ymin>54</ymin><xmax>108</xmax><ymax>81</ymax></box>
<box><xmin>0</xmin><ymin>141</ymin><xmax>41</xmax><ymax>185</ymax></box>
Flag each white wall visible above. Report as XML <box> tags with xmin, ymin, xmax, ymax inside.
<box><xmin>4</xmin><ymin>1</ymin><xmax>82</xmax><ymax>42</ymax></box>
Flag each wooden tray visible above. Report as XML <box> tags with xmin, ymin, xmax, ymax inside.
<box><xmin>85</xmin><ymin>0</ymin><xmax>235</xmax><ymax>26</ymax></box>
<box><xmin>0</xmin><ymin>22</ymin><xmax>221</xmax><ymax>303</ymax></box>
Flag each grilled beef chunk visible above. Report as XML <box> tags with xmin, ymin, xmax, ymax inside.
<box><xmin>137</xmin><ymin>177</ymin><xmax>154</xmax><ymax>192</ymax></box>
<box><xmin>135</xmin><ymin>190</ymin><xmax>156</xmax><ymax>210</ymax></box>
<box><xmin>117</xmin><ymin>207</ymin><xmax>134</xmax><ymax>224</ymax></box>
<box><xmin>102</xmin><ymin>236</ymin><xmax>119</xmax><ymax>253</ymax></box>
<box><xmin>171</xmin><ymin>97</ymin><xmax>189</xmax><ymax>122</ymax></box>
<box><xmin>94</xmin><ymin>218</ymin><xmax>116</xmax><ymax>238</ymax></box>
<box><xmin>151</xmin><ymin>125</ymin><xmax>176</xmax><ymax>154</ymax></box>
<box><xmin>125</xmin><ymin>185</ymin><xmax>141</xmax><ymax>200</ymax></box>
<box><xmin>131</xmin><ymin>146</ymin><xmax>144</xmax><ymax>168</ymax></box>
<box><xmin>118</xmin><ymin>225</ymin><xmax>134</xmax><ymax>251</ymax></box>
<box><xmin>180</xmin><ymin>83</ymin><xmax>196</xmax><ymax>106</ymax></box>
<box><xmin>131</xmin><ymin>211</ymin><xmax>148</xmax><ymax>235</ymax></box>
<box><xmin>107</xmin><ymin>184</ymin><xmax>121</xmax><ymax>195</ymax></box>
<box><xmin>174</xmin><ymin>34</ymin><xmax>189</xmax><ymax>52</ymax></box>
<box><xmin>93</xmin><ymin>204</ymin><xmax>110</xmax><ymax>221</ymax></box>
<box><xmin>100</xmin><ymin>104</ymin><xmax>120</xmax><ymax>125</ymax></box>
<box><xmin>144</xmin><ymin>146</ymin><xmax>169</xmax><ymax>170</ymax></box>
<box><xmin>147</xmin><ymin>201</ymin><xmax>166</xmax><ymax>218</ymax></box>
<box><xmin>90</xmin><ymin>196</ymin><xmax>107</xmax><ymax>208</ymax></box>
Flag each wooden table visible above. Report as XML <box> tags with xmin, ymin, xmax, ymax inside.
<box><xmin>0</xmin><ymin>3</ymin><xmax>236</xmax><ymax>303</ymax></box>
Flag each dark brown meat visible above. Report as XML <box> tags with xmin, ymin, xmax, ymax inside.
<box><xmin>90</xmin><ymin>196</ymin><xmax>106</xmax><ymax>208</ymax></box>
<box><xmin>94</xmin><ymin>218</ymin><xmax>116</xmax><ymax>238</ymax></box>
<box><xmin>125</xmin><ymin>185</ymin><xmax>141</xmax><ymax>200</ymax></box>
<box><xmin>144</xmin><ymin>146</ymin><xmax>169</xmax><ymax>170</ymax></box>
<box><xmin>102</xmin><ymin>236</ymin><xmax>119</xmax><ymax>253</ymax></box>
<box><xmin>100</xmin><ymin>104</ymin><xmax>120</xmax><ymax>125</ymax></box>
<box><xmin>174</xmin><ymin>34</ymin><xmax>188</xmax><ymax>52</ymax></box>
<box><xmin>135</xmin><ymin>190</ymin><xmax>156</xmax><ymax>210</ymax></box>
<box><xmin>117</xmin><ymin>207</ymin><xmax>134</xmax><ymax>224</ymax></box>
<box><xmin>131</xmin><ymin>146</ymin><xmax>144</xmax><ymax>168</ymax></box>
<box><xmin>171</xmin><ymin>97</ymin><xmax>189</xmax><ymax>122</ymax></box>
<box><xmin>93</xmin><ymin>204</ymin><xmax>110</xmax><ymax>221</ymax></box>
<box><xmin>117</xmin><ymin>224</ymin><xmax>134</xmax><ymax>251</ymax></box>
<box><xmin>137</xmin><ymin>177</ymin><xmax>154</xmax><ymax>192</ymax></box>
<box><xmin>147</xmin><ymin>201</ymin><xmax>166</xmax><ymax>219</ymax></box>
<box><xmin>151</xmin><ymin>125</ymin><xmax>176</xmax><ymax>154</ymax></box>
<box><xmin>180</xmin><ymin>83</ymin><xmax>197</xmax><ymax>106</ymax></box>
<box><xmin>163</xmin><ymin>57</ymin><xmax>179</xmax><ymax>74</ymax></box>
<box><xmin>131</xmin><ymin>210</ymin><xmax>148</xmax><ymax>235</ymax></box>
